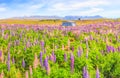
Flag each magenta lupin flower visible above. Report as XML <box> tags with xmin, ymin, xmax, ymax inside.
<box><xmin>49</xmin><ymin>54</ymin><xmax>53</xmax><ymax>61</ymax></box>
<box><xmin>54</xmin><ymin>55</ymin><xmax>56</xmax><ymax>62</ymax></box>
<box><xmin>0</xmin><ymin>50</ymin><xmax>2</xmax><ymax>57</ymax></box>
<box><xmin>72</xmin><ymin>46</ymin><xmax>74</xmax><ymax>52</ymax></box>
<box><xmin>118</xmin><ymin>46</ymin><xmax>120</xmax><ymax>52</ymax></box>
<box><xmin>70</xmin><ymin>53</ymin><xmax>74</xmax><ymax>73</ymax></box>
<box><xmin>52</xmin><ymin>51</ymin><xmax>56</xmax><ymax>62</ymax></box>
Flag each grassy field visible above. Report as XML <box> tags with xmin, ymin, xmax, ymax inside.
<box><xmin>0</xmin><ymin>19</ymin><xmax>118</xmax><ymax>26</ymax></box>
<box><xmin>0</xmin><ymin>19</ymin><xmax>120</xmax><ymax>78</ymax></box>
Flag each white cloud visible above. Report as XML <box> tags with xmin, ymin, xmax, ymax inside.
<box><xmin>64</xmin><ymin>7</ymin><xmax>104</xmax><ymax>16</ymax></box>
<box><xmin>98</xmin><ymin>10</ymin><xmax>120</xmax><ymax>18</ymax></box>
<box><xmin>0</xmin><ymin>7</ymin><xmax>6</xmax><ymax>12</ymax></box>
<box><xmin>0</xmin><ymin>0</ymin><xmax>119</xmax><ymax>18</ymax></box>
<box><xmin>29</xmin><ymin>4</ymin><xmax>44</xmax><ymax>9</ymax></box>
<box><xmin>79</xmin><ymin>8</ymin><xmax>104</xmax><ymax>15</ymax></box>
<box><xmin>48</xmin><ymin>0</ymin><xmax>109</xmax><ymax>11</ymax></box>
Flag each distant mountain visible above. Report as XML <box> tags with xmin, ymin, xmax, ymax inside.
<box><xmin>64</xmin><ymin>15</ymin><xmax>103</xmax><ymax>20</ymax></box>
<box><xmin>12</xmin><ymin>16</ymin><xmax>63</xmax><ymax>20</ymax></box>
<box><xmin>11</xmin><ymin>15</ymin><xmax>103</xmax><ymax>20</ymax></box>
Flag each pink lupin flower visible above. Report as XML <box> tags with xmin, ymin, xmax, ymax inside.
<box><xmin>47</xmin><ymin>64</ymin><xmax>50</xmax><ymax>75</ymax></box>
<box><xmin>33</xmin><ymin>53</ymin><xmax>39</xmax><ymax>69</ymax></box>
<box><xmin>25</xmin><ymin>71</ymin><xmax>29</xmax><ymax>78</ymax></box>
<box><xmin>64</xmin><ymin>53</ymin><xmax>67</xmax><ymax>62</ymax></box>
<box><xmin>7</xmin><ymin>42</ymin><xmax>11</xmax><ymax>50</ymax></box>
<box><xmin>1</xmin><ymin>29</ymin><xmax>4</xmax><ymax>37</ymax></box>
<box><xmin>62</xmin><ymin>45</ymin><xmax>64</xmax><ymax>51</ymax></box>
<box><xmin>0</xmin><ymin>70</ymin><xmax>4</xmax><ymax>78</ymax></box>
<box><xmin>4</xmin><ymin>33</ymin><xmax>8</xmax><ymax>40</ymax></box>
<box><xmin>49</xmin><ymin>54</ymin><xmax>54</xmax><ymax>62</ymax></box>
<box><xmin>68</xmin><ymin>39</ymin><xmax>70</xmax><ymax>51</ymax></box>
<box><xmin>29</xmin><ymin>65</ymin><xmax>33</xmax><ymax>77</ymax></box>
<box><xmin>86</xmin><ymin>49</ymin><xmax>89</xmax><ymax>58</ymax></box>
<box><xmin>0</xmin><ymin>51</ymin><xmax>4</xmax><ymax>63</ymax></box>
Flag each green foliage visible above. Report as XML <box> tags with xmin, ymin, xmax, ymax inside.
<box><xmin>1</xmin><ymin>24</ymin><xmax>120</xmax><ymax>78</ymax></box>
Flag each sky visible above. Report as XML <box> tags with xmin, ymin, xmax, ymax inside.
<box><xmin>0</xmin><ymin>0</ymin><xmax>120</xmax><ymax>19</ymax></box>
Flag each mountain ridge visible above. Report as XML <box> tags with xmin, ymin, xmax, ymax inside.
<box><xmin>11</xmin><ymin>15</ymin><xmax>103</xmax><ymax>20</ymax></box>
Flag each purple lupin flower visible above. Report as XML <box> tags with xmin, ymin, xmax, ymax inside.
<box><xmin>44</xmin><ymin>57</ymin><xmax>48</xmax><ymax>69</ymax></box>
<box><xmin>40</xmin><ymin>40</ymin><xmax>44</xmax><ymax>50</ymax></box>
<box><xmin>86</xmin><ymin>50</ymin><xmax>89</xmax><ymax>58</ymax></box>
<box><xmin>96</xmin><ymin>67</ymin><xmax>100</xmax><ymax>78</ymax></box>
<box><xmin>16</xmin><ymin>40</ymin><xmax>20</xmax><ymax>46</ymax></box>
<box><xmin>83</xmin><ymin>67</ymin><xmax>86</xmax><ymax>77</ymax></box>
<box><xmin>19</xmin><ymin>32</ymin><xmax>22</xmax><ymax>39</ymax></box>
<box><xmin>111</xmin><ymin>46</ymin><xmax>115</xmax><ymax>52</ymax></box>
<box><xmin>64</xmin><ymin>53</ymin><xmax>67</xmax><ymax>62</ymax></box>
<box><xmin>12</xmin><ymin>57</ymin><xmax>15</xmax><ymax>64</ymax></box>
<box><xmin>106</xmin><ymin>45</ymin><xmax>111</xmax><ymax>52</ymax></box>
<box><xmin>106</xmin><ymin>45</ymin><xmax>115</xmax><ymax>52</ymax></box>
<box><xmin>118</xmin><ymin>46</ymin><xmax>120</xmax><ymax>52</ymax></box>
<box><xmin>7</xmin><ymin>60</ymin><xmax>10</xmax><ymax>71</ymax></box>
<box><xmin>22</xmin><ymin>58</ymin><xmax>25</xmax><ymax>68</ymax></box>
<box><xmin>8</xmin><ymin>51</ymin><xmax>10</xmax><ymax>61</ymax></box>
<box><xmin>40</xmin><ymin>52</ymin><xmax>43</xmax><ymax>66</ymax></box>
<box><xmin>44</xmin><ymin>57</ymin><xmax>50</xmax><ymax>75</ymax></box>
<box><xmin>6</xmin><ymin>51</ymin><xmax>10</xmax><ymax>71</ymax></box>
<box><xmin>83</xmin><ymin>66</ymin><xmax>89</xmax><ymax>78</ymax></box>
<box><xmin>77</xmin><ymin>47</ymin><xmax>82</xmax><ymax>57</ymax></box>
<box><xmin>54</xmin><ymin>55</ymin><xmax>56</xmax><ymax>62</ymax></box>
<box><xmin>70</xmin><ymin>53</ymin><xmax>74</xmax><ymax>73</ymax></box>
